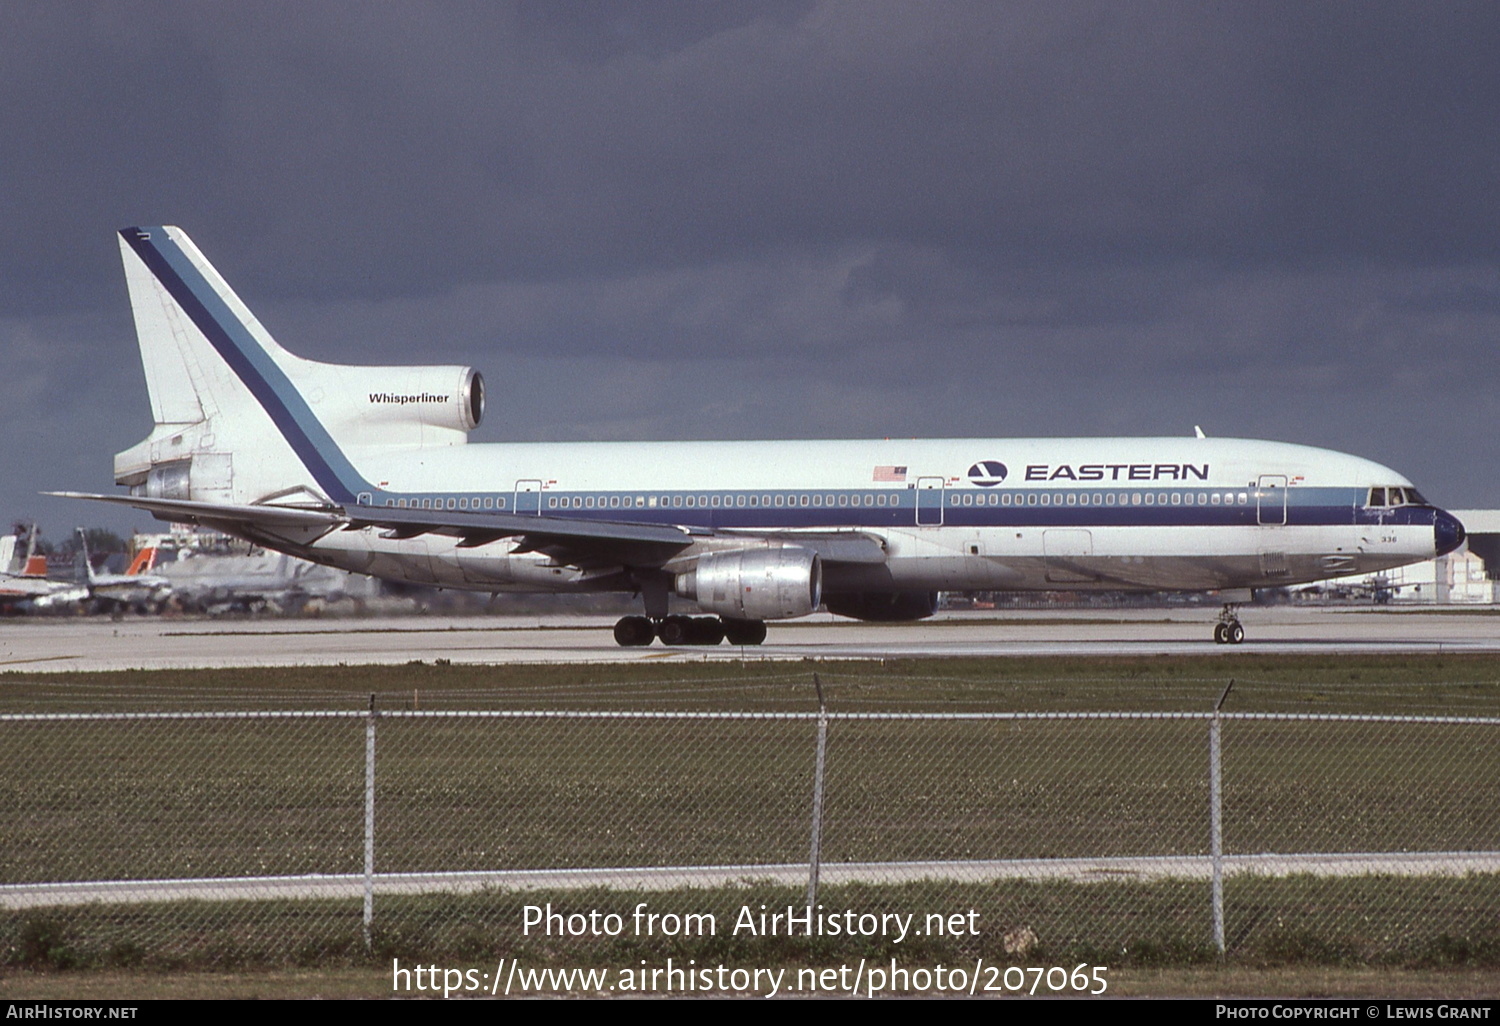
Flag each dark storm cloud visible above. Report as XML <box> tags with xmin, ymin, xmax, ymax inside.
<box><xmin>1</xmin><ymin>0</ymin><xmax>1498</xmax><ymax>535</ymax></box>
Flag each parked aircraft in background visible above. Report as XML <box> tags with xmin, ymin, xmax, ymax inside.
<box><xmin>56</xmin><ymin>226</ymin><xmax>1466</xmax><ymax>645</ymax></box>
<box><xmin>74</xmin><ymin>528</ymin><xmax>172</xmax><ymax>612</ymax></box>
<box><xmin>0</xmin><ymin>526</ymin><xmax>87</xmax><ymax>610</ymax></box>
<box><xmin>155</xmin><ymin>547</ymin><xmax>367</xmax><ymax>615</ymax></box>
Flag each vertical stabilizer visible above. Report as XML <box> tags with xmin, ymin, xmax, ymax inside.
<box><xmin>111</xmin><ymin>226</ymin><xmax>483</xmax><ymax>510</ymax></box>
<box><xmin>113</xmin><ymin>226</ymin><xmax>341</xmax><ymax>506</ymax></box>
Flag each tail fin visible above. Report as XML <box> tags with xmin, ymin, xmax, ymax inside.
<box><xmin>23</xmin><ymin>525</ymin><xmax>46</xmax><ymax>577</ymax></box>
<box><xmin>113</xmin><ymin>227</ymin><xmax>483</xmax><ymax>509</ymax></box>
<box><xmin>75</xmin><ymin>528</ymin><xmax>98</xmax><ymax>584</ymax></box>
<box><xmin>125</xmin><ymin>547</ymin><xmax>158</xmax><ymax>576</ymax></box>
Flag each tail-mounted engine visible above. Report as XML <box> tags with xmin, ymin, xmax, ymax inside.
<box><xmin>299</xmin><ymin>364</ymin><xmax>485</xmax><ymax>446</ymax></box>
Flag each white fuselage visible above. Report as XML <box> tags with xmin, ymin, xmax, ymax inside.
<box><xmin>249</xmin><ymin>435</ymin><xmax>1445</xmax><ymax>598</ymax></box>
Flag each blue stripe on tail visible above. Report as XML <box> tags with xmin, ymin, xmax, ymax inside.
<box><xmin>119</xmin><ymin>227</ymin><xmax>369</xmax><ymax>505</ymax></box>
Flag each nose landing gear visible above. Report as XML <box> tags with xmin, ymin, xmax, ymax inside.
<box><xmin>1213</xmin><ymin>605</ymin><xmax>1244</xmax><ymax>644</ymax></box>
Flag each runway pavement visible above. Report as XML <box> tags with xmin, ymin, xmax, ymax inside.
<box><xmin>0</xmin><ymin>607</ymin><xmax>1497</xmax><ymax>672</ymax></box>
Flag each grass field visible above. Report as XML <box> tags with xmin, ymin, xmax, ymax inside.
<box><xmin>2</xmin><ymin>653</ymin><xmax>1499</xmax><ymax>995</ymax></box>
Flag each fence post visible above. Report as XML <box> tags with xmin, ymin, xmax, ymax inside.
<box><xmin>364</xmin><ymin>693</ymin><xmax>377</xmax><ymax>950</ymax></box>
<box><xmin>1209</xmin><ymin>680</ymin><xmax>1233</xmax><ymax>955</ymax></box>
<box><xmin>807</xmin><ymin>674</ymin><xmax>828</xmax><ymax>908</ymax></box>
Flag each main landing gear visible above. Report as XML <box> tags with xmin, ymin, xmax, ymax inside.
<box><xmin>613</xmin><ymin>615</ymin><xmax>767</xmax><ymax>647</ymax></box>
<box><xmin>1213</xmin><ymin>605</ymin><xmax>1245</xmax><ymax>645</ymax></box>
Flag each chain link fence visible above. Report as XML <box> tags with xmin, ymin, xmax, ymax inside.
<box><xmin>3</xmin><ymin>685</ymin><xmax>1498</xmax><ymax>969</ymax></box>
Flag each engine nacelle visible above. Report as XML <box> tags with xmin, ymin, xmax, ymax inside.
<box><xmin>824</xmin><ymin>590</ymin><xmax>938</xmax><ymax>622</ymax></box>
<box><xmin>676</xmin><ymin>547</ymin><xmax>822</xmax><ymax>621</ymax></box>
<box><xmin>291</xmin><ymin>363</ymin><xmax>485</xmax><ymax>446</ymax></box>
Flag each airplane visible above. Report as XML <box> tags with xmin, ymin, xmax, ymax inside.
<box><xmin>73</xmin><ymin>528</ymin><xmax>173</xmax><ymax>612</ymax></box>
<box><xmin>156</xmin><ymin>545</ymin><xmax>366</xmax><ymax>615</ymax></box>
<box><xmin>0</xmin><ymin>526</ymin><xmax>89</xmax><ymax>610</ymax></box>
<box><xmin>54</xmin><ymin>226</ymin><xmax>1467</xmax><ymax>646</ymax></box>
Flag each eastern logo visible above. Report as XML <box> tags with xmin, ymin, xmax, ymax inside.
<box><xmin>967</xmin><ymin>460</ymin><xmax>1008</xmax><ymax>487</ymax></box>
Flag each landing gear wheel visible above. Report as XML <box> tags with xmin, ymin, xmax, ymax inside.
<box><xmin>658</xmin><ymin>615</ymin><xmax>694</xmax><ymax>646</ymax></box>
<box><xmin>1214</xmin><ymin>603</ymin><xmax>1244</xmax><ymax>646</ymax></box>
<box><xmin>613</xmin><ymin>615</ymin><xmax>656</xmax><ymax>647</ymax></box>
<box><xmin>692</xmin><ymin>617</ymin><xmax>726</xmax><ymax>646</ymax></box>
<box><xmin>722</xmin><ymin>618</ymin><xmax>767</xmax><ymax>646</ymax></box>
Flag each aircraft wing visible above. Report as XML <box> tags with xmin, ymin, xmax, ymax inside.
<box><xmin>51</xmin><ymin>492</ymin><xmax>695</xmax><ymax>570</ymax></box>
<box><xmin>344</xmin><ymin>504</ymin><xmax>696</xmax><ymax>570</ymax></box>
<box><xmin>52</xmin><ymin>493</ymin><xmax>887</xmax><ymax>571</ymax></box>
<box><xmin>49</xmin><ymin>493</ymin><xmax>347</xmax><ymax>530</ymax></box>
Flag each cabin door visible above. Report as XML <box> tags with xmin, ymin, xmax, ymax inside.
<box><xmin>1257</xmin><ymin>475</ymin><xmax>1288</xmax><ymax>526</ymax></box>
<box><xmin>916</xmin><ymin>477</ymin><xmax>945</xmax><ymax>526</ymax></box>
<box><xmin>514</xmin><ymin>480</ymin><xmax>543</xmax><ymax>515</ymax></box>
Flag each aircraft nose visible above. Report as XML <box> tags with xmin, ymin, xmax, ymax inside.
<box><xmin>1434</xmin><ymin>509</ymin><xmax>1466</xmax><ymax>557</ymax></box>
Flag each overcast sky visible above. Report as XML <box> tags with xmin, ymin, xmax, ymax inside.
<box><xmin>3</xmin><ymin>1</ymin><xmax>1497</xmax><ymax>539</ymax></box>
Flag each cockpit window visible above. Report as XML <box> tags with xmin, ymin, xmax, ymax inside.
<box><xmin>1366</xmin><ymin>486</ymin><xmax>1428</xmax><ymax>508</ymax></box>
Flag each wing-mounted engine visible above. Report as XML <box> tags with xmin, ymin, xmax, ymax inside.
<box><xmin>675</xmin><ymin>547</ymin><xmax>822</xmax><ymax>621</ymax></box>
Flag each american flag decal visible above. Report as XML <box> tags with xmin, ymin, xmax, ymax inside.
<box><xmin>873</xmin><ymin>465</ymin><xmax>908</xmax><ymax>482</ymax></box>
